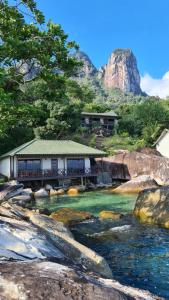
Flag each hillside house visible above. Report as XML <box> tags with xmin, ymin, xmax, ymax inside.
<box><xmin>81</xmin><ymin>111</ymin><xmax>120</xmax><ymax>136</ymax></box>
<box><xmin>0</xmin><ymin>139</ymin><xmax>106</xmax><ymax>185</ymax></box>
<box><xmin>154</xmin><ymin>129</ymin><xmax>169</xmax><ymax>158</ymax></box>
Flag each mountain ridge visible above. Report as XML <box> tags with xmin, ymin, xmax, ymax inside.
<box><xmin>75</xmin><ymin>48</ymin><xmax>142</xmax><ymax>95</ymax></box>
<box><xmin>74</xmin><ymin>49</ymin><xmax>147</xmax><ymax>105</ymax></box>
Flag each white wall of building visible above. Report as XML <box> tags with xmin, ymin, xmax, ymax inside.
<box><xmin>0</xmin><ymin>157</ymin><xmax>11</xmax><ymax>178</ymax></box>
<box><xmin>0</xmin><ymin>156</ymin><xmax>92</xmax><ymax>179</ymax></box>
<box><xmin>156</xmin><ymin>131</ymin><xmax>169</xmax><ymax>158</ymax></box>
<box><xmin>58</xmin><ymin>158</ymin><xmax>65</xmax><ymax>169</ymax></box>
<box><xmin>42</xmin><ymin>158</ymin><xmax>51</xmax><ymax>170</ymax></box>
<box><xmin>85</xmin><ymin>158</ymin><xmax>91</xmax><ymax>169</ymax></box>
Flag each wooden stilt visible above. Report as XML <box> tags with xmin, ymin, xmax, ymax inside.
<box><xmin>81</xmin><ymin>177</ymin><xmax>84</xmax><ymax>186</ymax></box>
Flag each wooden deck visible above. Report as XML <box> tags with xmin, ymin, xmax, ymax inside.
<box><xmin>16</xmin><ymin>168</ymin><xmax>98</xmax><ymax>181</ymax></box>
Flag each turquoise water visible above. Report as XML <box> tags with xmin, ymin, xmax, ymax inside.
<box><xmin>33</xmin><ymin>190</ymin><xmax>169</xmax><ymax>299</ymax></box>
<box><xmin>34</xmin><ymin>190</ymin><xmax>136</xmax><ymax>215</ymax></box>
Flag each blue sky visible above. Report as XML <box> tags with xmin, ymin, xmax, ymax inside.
<box><xmin>36</xmin><ymin>0</ymin><xmax>169</xmax><ymax>97</ymax></box>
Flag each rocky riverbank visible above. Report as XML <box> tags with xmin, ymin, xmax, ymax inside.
<box><xmin>0</xmin><ymin>182</ymin><xmax>162</xmax><ymax>299</ymax></box>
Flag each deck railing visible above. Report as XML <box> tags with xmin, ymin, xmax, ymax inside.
<box><xmin>17</xmin><ymin>167</ymin><xmax>98</xmax><ymax>179</ymax></box>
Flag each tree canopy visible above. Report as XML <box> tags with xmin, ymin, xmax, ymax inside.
<box><xmin>0</xmin><ymin>0</ymin><xmax>94</xmax><ymax>154</ymax></box>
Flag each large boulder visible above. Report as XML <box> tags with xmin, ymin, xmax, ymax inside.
<box><xmin>113</xmin><ymin>175</ymin><xmax>158</xmax><ymax>194</ymax></box>
<box><xmin>27</xmin><ymin>210</ymin><xmax>112</xmax><ymax>278</ymax></box>
<box><xmin>0</xmin><ymin>215</ymin><xmax>64</xmax><ymax>260</ymax></box>
<box><xmin>0</xmin><ymin>261</ymin><xmax>160</xmax><ymax>300</ymax></box>
<box><xmin>0</xmin><ymin>204</ymin><xmax>112</xmax><ymax>278</ymax></box>
<box><xmin>50</xmin><ymin>208</ymin><xmax>93</xmax><ymax>225</ymax></box>
<box><xmin>97</xmin><ymin>151</ymin><xmax>169</xmax><ymax>185</ymax></box>
<box><xmin>134</xmin><ymin>186</ymin><xmax>169</xmax><ymax>228</ymax></box>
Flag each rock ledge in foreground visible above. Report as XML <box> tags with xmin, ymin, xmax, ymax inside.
<box><xmin>0</xmin><ymin>261</ymin><xmax>162</xmax><ymax>300</ymax></box>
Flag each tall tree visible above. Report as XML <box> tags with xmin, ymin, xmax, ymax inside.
<box><xmin>0</xmin><ymin>0</ymin><xmax>92</xmax><ymax>153</ymax></box>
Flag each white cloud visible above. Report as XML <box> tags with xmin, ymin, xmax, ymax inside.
<box><xmin>141</xmin><ymin>71</ymin><xmax>169</xmax><ymax>99</ymax></box>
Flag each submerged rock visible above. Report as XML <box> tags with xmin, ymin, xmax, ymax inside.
<box><xmin>134</xmin><ymin>186</ymin><xmax>169</xmax><ymax>228</ymax></box>
<box><xmin>50</xmin><ymin>208</ymin><xmax>93</xmax><ymax>225</ymax></box>
<box><xmin>0</xmin><ymin>260</ymin><xmax>160</xmax><ymax>300</ymax></box>
<box><xmin>113</xmin><ymin>175</ymin><xmax>158</xmax><ymax>194</ymax></box>
<box><xmin>99</xmin><ymin>210</ymin><xmax>123</xmax><ymax>220</ymax></box>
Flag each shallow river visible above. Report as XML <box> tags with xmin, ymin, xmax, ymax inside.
<box><xmin>34</xmin><ymin>190</ymin><xmax>169</xmax><ymax>299</ymax></box>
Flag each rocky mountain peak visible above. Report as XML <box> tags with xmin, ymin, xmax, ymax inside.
<box><xmin>101</xmin><ymin>48</ymin><xmax>142</xmax><ymax>94</ymax></box>
<box><xmin>74</xmin><ymin>51</ymin><xmax>97</xmax><ymax>78</ymax></box>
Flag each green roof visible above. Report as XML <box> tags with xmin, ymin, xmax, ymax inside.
<box><xmin>0</xmin><ymin>139</ymin><xmax>106</xmax><ymax>158</ymax></box>
<box><xmin>81</xmin><ymin>111</ymin><xmax>118</xmax><ymax>117</ymax></box>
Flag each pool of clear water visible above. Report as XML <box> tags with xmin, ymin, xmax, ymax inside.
<box><xmin>34</xmin><ymin>189</ymin><xmax>136</xmax><ymax>215</ymax></box>
<box><xmin>34</xmin><ymin>190</ymin><xmax>169</xmax><ymax>299</ymax></box>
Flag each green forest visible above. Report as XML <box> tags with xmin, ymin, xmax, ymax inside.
<box><xmin>1</xmin><ymin>0</ymin><xmax>169</xmax><ymax>156</ymax></box>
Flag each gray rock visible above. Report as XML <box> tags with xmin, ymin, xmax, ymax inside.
<box><xmin>27</xmin><ymin>212</ymin><xmax>112</xmax><ymax>278</ymax></box>
<box><xmin>9</xmin><ymin>195</ymin><xmax>32</xmax><ymax>205</ymax></box>
<box><xmin>0</xmin><ymin>183</ymin><xmax>24</xmax><ymax>203</ymax></box>
<box><xmin>0</xmin><ymin>217</ymin><xmax>64</xmax><ymax>260</ymax></box>
<box><xmin>34</xmin><ymin>188</ymin><xmax>49</xmax><ymax>198</ymax></box>
<box><xmin>45</xmin><ymin>184</ymin><xmax>53</xmax><ymax>191</ymax></box>
<box><xmin>74</xmin><ymin>51</ymin><xmax>97</xmax><ymax>78</ymax></box>
<box><xmin>0</xmin><ymin>261</ymin><xmax>161</xmax><ymax>300</ymax></box>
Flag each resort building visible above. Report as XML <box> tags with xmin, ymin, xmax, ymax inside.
<box><xmin>0</xmin><ymin>139</ymin><xmax>106</xmax><ymax>185</ymax></box>
<box><xmin>81</xmin><ymin>111</ymin><xmax>120</xmax><ymax>136</ymax></box>
<box><xmin>154</xmin><ymin>129</ymin><xmax>169</xmax><ymax>158</ymax></box>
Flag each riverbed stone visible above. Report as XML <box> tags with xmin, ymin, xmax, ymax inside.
<box><xmin>57</xmin><ymin>188</ymin><xmax>65</xmax><ymax>195</ymax></box>
<box><xmin>49</xmin><ymin>188</ymin><xmax>59</xmax><ymax>196</ymax></box>
<box><xmin>134</xmin><ymin>186</ymin><xmax>169</xmax><ymax>228</ymax></box>
<box><xmin>34</xmin><ymin>188</ymin><xmax>49</xmax><ymax>198</ymax></box>
<box><xmin>99</xmin><ymin>211</ymin><xmax>123</xmax><ymax>220</ymax></box>
<box><xmin>50</xmin><ymin>208</ymin><xmax>93</xmax><ymax>225</ymax></box>
<box><xmin>67</xmin><ymin>187</ymin><xmax>78</xmax><ymax>195</ymax></box>
<box><xmin>112</xmin><ymin>175</ymin><xmax>158</xmax><ymax>194</ymax></box>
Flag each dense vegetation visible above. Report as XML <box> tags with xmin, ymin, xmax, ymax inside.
<box><xmin>0</xmin><ymin>0</ymin><xmax>169</xmax><ymax>156</ymax></box>
<box><xmin>0</xmin><ymin>0</ymin><xmax>93</xmax><ymax>154</ymax></box>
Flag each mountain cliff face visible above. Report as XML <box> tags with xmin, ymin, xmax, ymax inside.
<box><xmin>75</xmin><ymin>49</ymin><xmax>142</xmax><ymax>95</ymax></box>
<box><xmin>101</xmin><ymin>49</ymin><xmax>142</xmax><ymax>94</ymax></box>
<box><xmin>75</xmin><ymin>51</ymin><xmax>97</xmax><ymax>78</ymax></box>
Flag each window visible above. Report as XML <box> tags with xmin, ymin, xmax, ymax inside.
<box><xmin>67</xmin><ymin>159</ymin><xmax>85</xmax><ymax>174</ymax></box>
<box><xmin>18</xmin><ymin>160</ymin><xmax>41</xmax><ymax>171</ymax></box>
<box><xmin>51</xmin><ymin>159</ymin><xmax>58</xmax><ymax>170</ymax></box>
